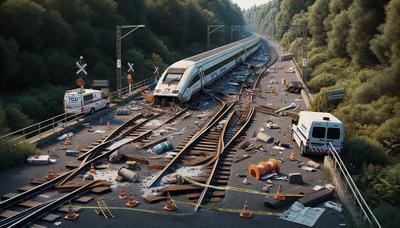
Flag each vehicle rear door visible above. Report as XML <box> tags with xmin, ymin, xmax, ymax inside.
<box><xmin>327</xmin><ymin>123</ymin><xmax>343</xmax><ymax>152</ymax></box>
<box><xmin>310</xmin><ymin>121</ymin><xmax>328</xmax><ymax>153</ymax></box>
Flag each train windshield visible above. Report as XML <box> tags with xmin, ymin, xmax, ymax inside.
<box><xmin>163</xmin><ymin>73</ymin><xmax>182</xmax><ymax>84</ymax></box>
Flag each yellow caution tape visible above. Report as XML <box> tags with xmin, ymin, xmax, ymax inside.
<box><xmin>176</xmin><ymin>174</ymin><xmax>305</xmax><ymax>197</ymax></box>
<box><xmin>172</xmin><ymin>199</ymin><xmax>285</xmax><ymax>217</ymax></box>
<box><xmin>72</xmin><ymin>205</ymin><xmax>188</xmax><ymax>216</ymax></box>
<box><xmin>72</xmin><ymin>203</ymin><xmax>285</xmax><ymax>217</ymax></box>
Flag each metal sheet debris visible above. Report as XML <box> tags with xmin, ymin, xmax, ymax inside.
<box><xmin>26</xmin><ymin>155</ymin><xmax>56</xmax><ymax>165</ymax></box>
<box><xmin>279</xmin><ymin>201</ymin><xmax>325</xmax><ymax>227</ymax></box>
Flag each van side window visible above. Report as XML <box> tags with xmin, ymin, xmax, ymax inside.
<box><xmin>327</xmin><ymin>128</ymin><xmax>340</xmax><ymax>139</ymax></box>
<box><xmin>312</xmin><ymin>127</ymin><xmax>326</xmax><ymax>138</ymax></box>
<box><xmin>83</xmin><ymin>94</ymin><xmax>93</xmax><ymax>105</ymax></box>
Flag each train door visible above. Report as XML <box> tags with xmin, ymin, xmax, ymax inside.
<box><xmin>198</xmin><ymin>67</ymin><xmax>205</xmax><ymax>89</ymax></box>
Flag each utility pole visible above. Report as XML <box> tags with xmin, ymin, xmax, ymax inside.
<box><xmin>207</xmin><ymin>25</ymin><xmax>225</xmax><ymax>51</ymax></box>
<box><xmin>231</xmin><ymin>25</ymin><xmax>241</xmax><ymax>42</ymax></box>
<box><xmin>279</xmin><ymin>24</ymin><xmax>308</xmax><ymax>81</ymax></box>
<box><xmin>116</xmin><ymin>25</ymin><xmax>145</xmax><ymax>98</ymax></box>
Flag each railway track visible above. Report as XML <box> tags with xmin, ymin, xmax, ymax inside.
<box><xmin>0</xmin><ymin>106</ymin><xmax>188</xmax><ymax>227</ymax></box>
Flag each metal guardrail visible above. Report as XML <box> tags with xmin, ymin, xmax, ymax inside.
<box><xmin>327</xmin><ymin>143</ymin><xmax>382</xmax><ymax>228</ymax></box>
<box><xmin>292</xmin><ymin>60</ymin><xmax>314</xmax><ymax>101</ymax></box>
<box><xmin>0</xmin><ymin>78</ymin><xmax>155</xmax><ymax>142</ymax></box>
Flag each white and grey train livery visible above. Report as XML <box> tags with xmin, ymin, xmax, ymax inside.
<box><xmin>153</xmin><ymin>35</ymin><xmax>262</xmax><ymax>103</ymax></box>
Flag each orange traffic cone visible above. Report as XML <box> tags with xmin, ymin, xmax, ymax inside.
<box><xmin>274</xmin><ymin>183</ymin><xmax>285</xmax><ymax>201</ymax></box>
<box><xmin>47</xmin><ymin>167</ymin><xmax>55</xmax><ymax>180</ymax></box>
<box><xmin>289</xmin><ymin>152</ymin><xmax>297</xmax><ymax>161</ymax></box>
<box><xmin>163</xmin><ymin>193</ymin><xmax>177</xmax><ymax>211</ymax></box>
<box><xmin>64</xmin><ymin>136</ymin><xmax>72</xmax><ymax>145</ymax></box>
<box><xmin>240</xmin><ymin>200</ymin><xmax>253</xmax><ymax>218</ymax></box>
<box><xmin>126</xmin><ymin>192</ymin><xmax>139</xmax><ymax>207</ymax></box>
<box><xmin>75</xmin><ymin>145</ymin><xmax>81</xmax><ymax>152</ymax></box>
<box><xmin>271</xmin><ymin>88</ymin><xmax>276</xmax><ymax>96</ymax></box>
<box><xmin>64</xmin><ymin>201</ymin><xmax>79</xmax><ymax>221</ymax></box>
<box><xmin>89</xmin><ymin>163</ymin><xmax>96</xmax><ymax>175</ymax></box>
<box><xmin>119</xmin><ymin>187</ymin><xmax>127</xmax><ymax>200</ymax></box>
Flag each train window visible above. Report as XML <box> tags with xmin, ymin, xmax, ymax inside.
<box><xmin>163</xmin><ymin>73</ymin><xmax>182</xmax><ymax>84</ymax></box>
<box><xmin>189</xmin><ymin>74</ymin><xmax>200</xmax><ymax>87</ymax></box>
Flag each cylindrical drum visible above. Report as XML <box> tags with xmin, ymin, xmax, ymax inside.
<box><xmin>152</xmin><ymin>141</ymin><xmax>173</xmax><ymax>154</ymax></box>
<box><xmin>248</xmin><ymin>158</ymin><xmax>280</xmax><ymax>180</ymax></box>
<box><xmin>118</xmin><ymin>167</ymin><xmax>139</xmax><ymax>182</ymax></box>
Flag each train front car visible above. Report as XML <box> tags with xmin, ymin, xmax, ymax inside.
<box><xmin>153</xmin><ymin>35</ymin><xmax>261</xmax><ymax>104</ymax></box>
<box><xmin>153</xmin><ymin>60</ymin><xmax>196</xmax><ymax>104</ymax></box>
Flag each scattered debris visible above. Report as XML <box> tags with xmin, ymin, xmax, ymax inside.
<box><xmin>279</xmin><ymin>201</ymin><xmax>325</xmax><ymax>227</ymax></box>
<box><xmin>260</xmin><ymin>173</ymin><xmax>277</xmax><ymax>181</ymax></box>
<box><xmin>125</xmin><ymin>161</ymin><xmax>140</xmax><ymax>170</ymax></box>
<box><xmin>83</xmin><ymin>173</ymin><xmax>94</xmax><ymax>181</ymax></box>
<box><xmin>26</xmin><ymin>155</ymin><xmax>56</xmax><ymax>165</ymax></box>
<box><xmin>238</xmin><ymin>140</ymin><xmax>251</xmax><ymax>149</ymax></box>
<box><xmin>324</xmin><ymin>183</ymin><xmax>335</xmax><ymax>191</ymax></box>
<box><xmin>301</xmin><ymin>166</ymin><xmax>318</xmax><ymax>172</ymax></box>
<box><xmin>324</xmin><ymin>201</ymin><xmax>343</xmax><ymax>212</ymax></box>
<box><xmin>272</xmin><ymin>146</ymin><xmax>286</xmax><ymax>151</ymax></box>
<box><xmin>256</xmin><ymin>132</ymin><xmax>274</xmax><ymax>143</ymax></box>
<box><xmin>234</xmin><ymin>154</ymin><xmax>251</xmax><ymax>163</ymax></box>
<box><xmin>274</xmin><ymin>103</ymin><xmax>297</xmax><ymax>113</ymax></box>
<box><xmin>243</xmin><ymin>177</ymin><xmax>250</xmax><ymax>185</ymax></box>
<box><xmin>262</xmin><ymin>183</ymin><xmax>273</xmax><ymax>192</ymax></box>
<box><xmin>118</xmin><ymin>167</ymin><xmax>139</xmax><ymax>183</ymax></box>
<box><xmin>313</xmin><ymin>185</ymin><xmax>325</xmax><ymax>191</ymax></box>
<box><xmin>94</xmin><ymin>130</ymin><xmax>106</xmax><ymax>134</ymax></box>
<box><xmin>109</xmin><ymin>150</ymin><xmax>122</xmax><ymax>163</ymax></box>
<box><xmin>307</xmin><ymin>160</ymin><xmax>320</xmax><ymax>169</ymax></box>
<box><xmin>116</xmin><ymin>108</ymin><xmax>131</xmax><ymax>115</ymax></box>
<box><xmin>265</xmin><ymin>122</ymin><xmax>280</xmax><ymax>129</ymax></box>
<box><xmin>57</xmin><ymin>132</ymin><xmax>73</xmax><ymax>141</ymax></box>
<box><xmin>66</xmin><ymin>150</ymin><xmax>79</xmax><ymax>156</ymax></box>
<box><xmin>299</xmin><ymin>189</ymin><xmax>334</xmax><ymax>207</ymax></box>
<box><xmin>289</xmin><ymin>173</ymin><xmax>303</xmax><ymax>185</ymax></box>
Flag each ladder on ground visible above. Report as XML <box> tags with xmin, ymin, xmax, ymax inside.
<box><xmin>95</xmin><ymin>197</ymin><xmax>114</xmax><ymax>220</ymax></box>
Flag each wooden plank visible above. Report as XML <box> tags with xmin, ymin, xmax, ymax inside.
<box><xmin>74</xmin><ymin>196</ymin><xmax>94</xmax><ymax>204</ymax></box>
<box><xmin>18</xmin><ymin>185</ymin><xmax>34</xmax><ymax>192</ymax></box>
<box><xmin>18</xmin><ymin>199</ymin><xmax>42</xmax><ymax>208</ymax></box>
<box><xmin>122</xmin><ymin>154</ymin><xmax>149</xmax><ymax>165</ymax></box>
<box><xmin>0</xmin><ymin>210</ymin><xmax>18</xmax><ymax>218</ymax></box>
<box><xmin>160</xmin><ymin>185</ymin><xmax>202</xmax><ymax>195</ymax></box>
<box><xmin>187</xmin><ymin>191</ymin><xmax>225</xmax><ymax>200</ymax></box>
<box><xmin>91</xmin><ymin>186</ymin><xmax>112</xmax><ymax>195</ymax></box>
<box><xmin>143</xmin><ymin>195</ymin><xmax>167</xmax><ymax>204</ymax></box>
<box><xmin>1</xmin><ymin>192</ymin><xmax>19</xmax><ymax>200</ymax></box>
<box><xmin>41</xmin><ymin>213</ymin><xmax>60</xmax><ymax>222</ymax></box>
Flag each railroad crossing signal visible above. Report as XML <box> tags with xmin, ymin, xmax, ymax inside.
<box><xmin>127</xmin><ymin>62</ymin><xmax>134</xmax><ymax>73</ymax></box>
<box><xmin>76</xmin><ymin>56</ymin><xmax>87</xmax><ymax>76</ymax></box>
<box><xmin>154</xmin><ymin>66</ymin><xmax>160</xmax><ymax>81</ymax></box>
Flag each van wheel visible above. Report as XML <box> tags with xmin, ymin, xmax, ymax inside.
<box><xmin>90</xmin><ymin>108</ymin><xmax>95</xmax><ymax>114</ymax></box>
<box><xmin>105</xmin><ymin>103</ymin><xmax>110</xmax><ymax>109</ymax></box>
<box><xmin>300</xmin><ymin>144</ymin><xmax>306</xmax><ymax>156</ymax></box>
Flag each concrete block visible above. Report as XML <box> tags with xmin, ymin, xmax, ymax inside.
<box><xmin>289</xmin><ymin>173</ymin><xmax>303</xmax><ymax>185</ymax></box>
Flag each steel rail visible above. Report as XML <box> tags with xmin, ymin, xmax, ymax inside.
<box><xmin>147</xmin><ymin>101</ymin><xmax>236</xmax><ymax>188</ymax></box>
<box><xmin>194</xmin><ymin>107</ymin><xmax>255</xmax><ymax>211</ymax></box>
<box><xmin>7</xmin><ymin>181</ymin><xmax>99</xmax><ymax>227</ymax></box>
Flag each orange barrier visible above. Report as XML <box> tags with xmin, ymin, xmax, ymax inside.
<box><xmin>119</xmin><ymin>187</ymin><xmax>127</xmax><ymax>200</ymax></box>
<box><xmin>64</xmin><ymin>201</ymin><xmax>79</xmax><ymax>221</ymax></box>
<box><xmin>163</xmin><ymin>193</ymin><xmax>177</xmax><ymax>212</ymax></box>
<box><xmin>240</xmin><ymin>200</ymin><xmax>252</xmax><ymax>218</ymax></box>
<box><xmin>126</xmin><ymin>192</ymin><xmax>139</xmax><ymax>208</ymax></box>
<box><xmin>47</xmin><ymin>167</ymin><xmax>55</xmax><ymax>180</ymax></box>
<box><xmin>248</xmin><ymin>158</ymin><xmax>280</xmax><ymax>180</ymax></box>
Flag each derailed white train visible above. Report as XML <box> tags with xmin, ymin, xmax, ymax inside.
<box><xmin>153</xmin><ymin>35</ymin><xmax>262</xmax><ymax>103</ymax></box>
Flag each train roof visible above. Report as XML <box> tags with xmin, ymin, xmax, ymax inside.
<box><xmin>186</xmin><ymin>35</ymin><xmax>258</xmax><ymax>62</ymax></box>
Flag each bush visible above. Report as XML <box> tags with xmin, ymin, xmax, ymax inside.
<box><xmin>373</xmin><ymin>202</ymin><xmax>400</xmax><ymax>228</ymax></box>
<box><xmin>344</xmin><ymin>136</ymin><xmax>389</xmax><ymax>170</ymax></box>
<box><xmin>0</xmin><ymin>138</ymin><xmax>37</xmax><ymax>170</ymax></box>
<box><xmin>307</xmin><ymin>72</ymin><xmax>336</xmax><ymax>93</ymax></box>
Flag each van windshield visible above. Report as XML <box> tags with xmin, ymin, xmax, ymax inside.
<box><xmin>312</xmin><ymin>127</ymin><xmax>326</xmax><ymax>138</ymax></box>
<box><xmin>327</xmin><ymin>128</ymin><xmax>340</xmax><ymax>139</ymax></box>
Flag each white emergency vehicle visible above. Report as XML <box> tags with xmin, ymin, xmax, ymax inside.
<box><xmin>291</xmin><ymin>111</ymin><xmax>344</xmax><ymax>155</ymax></box>
<box><xmin>64</xmin><ymin>89</ymin><xmax>109</xmax><ymax>114</ymax></box>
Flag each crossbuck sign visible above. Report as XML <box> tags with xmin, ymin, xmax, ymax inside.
<box><xmin>76</xmin><ymin>61</ymin><xmax>87</xmax><ymax>75</ymax></box>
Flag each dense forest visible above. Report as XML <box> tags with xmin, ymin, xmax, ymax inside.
<box><xmin>0</xmin><ymin>0</ymin><xmax>244</xmax><ymax>166</ymax></box>
<box><xmin>245</xmin><ymin>0</ymin><xmax>400</xmax><ymax>227</ymax></box>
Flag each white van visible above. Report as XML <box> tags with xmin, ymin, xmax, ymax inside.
<box><xmin>291</xmin><ymin>111</ymin><xmax>344</xmax><ymax>155</ymax></box>
<box><xmin>64</xmin><ymin>89</ymin><xmax>109</xmax><ymax>114</ymax></box>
